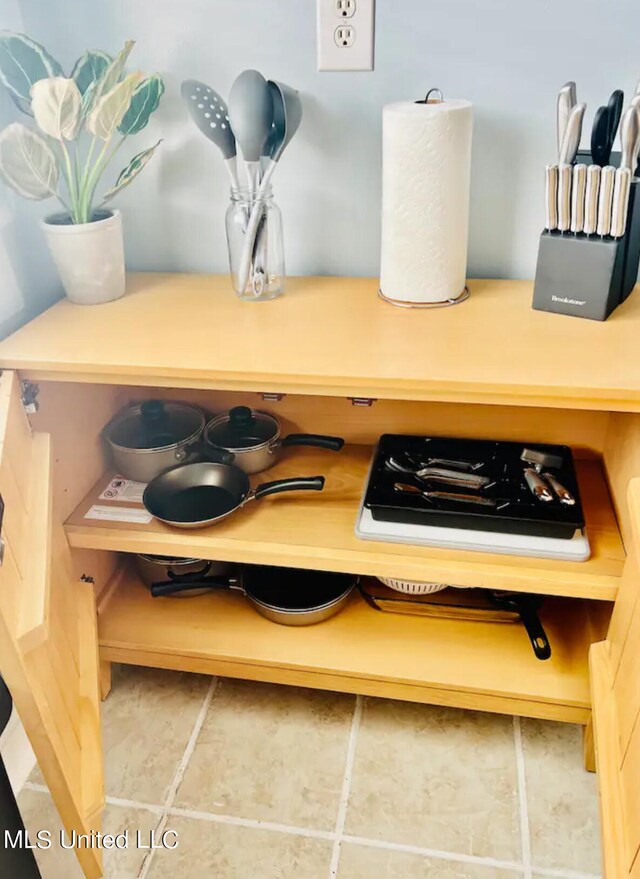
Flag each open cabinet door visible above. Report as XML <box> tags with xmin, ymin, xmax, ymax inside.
<box><xmin>591</xmin><ymin>478</ymin><xmax>640</xmax><ymax>879</ymax></box>
<box><xmin>0</xmin><ymin>371</ymin><xmax>104</xmax><ymax>879</ymax></box>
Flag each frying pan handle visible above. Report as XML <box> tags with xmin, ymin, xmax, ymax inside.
<box><xmin>254</xmin><ymin>476</ymin><xmax>325</xmax><ymax>500</ymax></box>
<box><xmin>281</xmin><ymin>434</ymin><xmax>345</xmax><ymax>452</ymax></box>
<box><xmin>517</xmin><ymin>600</ymin><xmax>552</xmax><ymax>661</ymax></box>
<box><xmin>150</xmin><ymin>576</ymin><xmax>234</xmax><ymax>598</ymax></box>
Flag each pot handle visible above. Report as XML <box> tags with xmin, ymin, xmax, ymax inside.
<box><xmin>281</xmin><ymin>434</ymin><xmax>345</xmax><ymax>452</ymax></box>
<box><xmin>254</xmin><ymin>476</ymin><xmax>325</xmax><ymax>500</ymax></box>
<box><xmin>180</xmin><ymin>439</ymin><xmax>234</xmax><ymax>466</ymax></box>
<box><xmin>150</xmin><ymin>575</ymin><xmax>235</xmax><ymax>598</ymax></box>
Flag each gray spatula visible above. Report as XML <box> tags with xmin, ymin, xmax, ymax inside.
<box><xmin>228</xmin><ymin>69</ymin><xmax>274</xmax><ymax>197</ymax></box>
<box><xmin>181</xmin><ymin>79</ymin><xmax>240</xmax><ymax>192</ymax></box>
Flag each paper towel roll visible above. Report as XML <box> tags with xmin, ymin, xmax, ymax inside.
<box><xmin>380</xmin><ymin>98</ymin><xmax>473</xmax><ymax>305</ymax></box>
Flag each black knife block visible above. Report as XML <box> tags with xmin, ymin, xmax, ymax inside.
<box><xmin>532</xmin><ymin>150</ymin><xmax>640</xmax><ymax>321</ymax></box>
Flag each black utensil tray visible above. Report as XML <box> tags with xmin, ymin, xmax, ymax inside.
<box><xmin>364</xmin><ymin>434</ymin><xmax>585</xmax><ymax>539</ymax></box>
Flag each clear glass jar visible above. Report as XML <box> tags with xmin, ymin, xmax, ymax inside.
<box><xmin>225</xmin><ymin>187</ymin><xmax>284</xmax><ymax>301</ymax></box>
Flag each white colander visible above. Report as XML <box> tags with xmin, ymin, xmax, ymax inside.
<box><xmin>377</xmin><ymin>577</ymin><xmax>450</xmax><ymax>595</ymax></box>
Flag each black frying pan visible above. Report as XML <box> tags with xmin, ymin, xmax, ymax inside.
<box><xmin>143</xmin><ymin>462</ymin><xmax>325</xmax><ymax>529</ymax></box>
<box><xmin>489</xmin><ymin>591</ymin><xmax>551</xmax><ymax>660</ymax></box>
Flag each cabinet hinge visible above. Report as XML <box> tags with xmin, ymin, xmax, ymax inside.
<box><xmin>21</xmin><ymin>380</ymin><xmax>40</xmax><ymax>414</ymax></box>
<box><xmin>260</xmin><ymin>393</ymin><xmax>286</xmax><ymax>402</ymax></box>
<box><xmin>349</xmin><ymin>397</ymin><xmax>377</xmax><ymax>407</ymax></box>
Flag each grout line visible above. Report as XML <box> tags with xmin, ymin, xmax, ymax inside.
<box><xmin>105</xmin><ymin>795</ymin><xmax>164</xmax><ymax>815</ymax></box>
<box><xmin>22</xmin><ymin>781</ymin><xmax>48</xmax><ymax>794</ymax></box>
<box><xmin>341</xmin><ymin>834</ymin><xmax>525</xmax><ymax>872</ymax></box>
<box><xmin>137</xmin><ymin>677</ymin><xmax>218</xmax><ymax>879</ymax></box>
<box><xmin>514</xmin><ymin>716</ymin><xmax>533</xmax><ymax>879</ymax></box>
<box><xmin>169</xmin><ymin>805</ymin><xmax>334</xmax><ymax>840</ymax></box>
<box><xmin>328</xmin><ymin>694</ymin><xmax>363</xmax><ymax>878</ymax></box>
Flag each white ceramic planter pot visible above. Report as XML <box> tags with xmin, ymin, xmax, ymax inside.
<box><xmin>41</xmin><ymin>209</ymin><xmax>125</xmax><ymax>305</ymax></box>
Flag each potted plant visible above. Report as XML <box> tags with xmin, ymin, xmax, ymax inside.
<box><xmin>0</xmin><ymin>34</ymin><xmax>164</xmax><ymax>304</ymax></box>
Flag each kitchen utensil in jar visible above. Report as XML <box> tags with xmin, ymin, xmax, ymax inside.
<box><xmin>228</xmin><ymin>69</ymin><xmax>274</xmax><ymax>197</ymax></box>
<box><xmin>393</xmin><ymin>482</ymin><xmax>499</xmax><ymax>508</ymax></box>
<box><xmin>143</xmin><ymin>460</ymin><xmax>325</xmax><ymax>529</ymax></box>
<box><xmin>204</xmin><ymin>406</ymin><xmax>344</xmax><ymax>474</ymax></box>
<box><xmin>583</xmin><ymin>164</ymin><xmax>601</xmax><ymax>234</ymax></box>
<box><xmin>150</xmin><ymin>565</ymin><xmax>356</xmax><ymax>626</ymax></box>
<box><xmin>377</xmin><ymin>577</ymin><xmax>449</xmax><ymax>595</ymax></box>
<box><xmin>489</xmin><ymin>591</ymin><xmax>552</xmax><ymax>660</ymax></box>
<box><xmin>545</xmin><ymin>164</ymin><xmax>559</xmax><ymax>231</ymax></box>
<box><xmin>597</xmin><ymin>165</ymin><xmax>616</xmax><ymax>236</ymax></box>
<box><xmin>557</xmin><ymin>82</ymin><xmax>577</xmax><ymax>157</ymax></box>
<box><xmin>135</xmin><ymin>554</ymin><xmax>232</xmax><ymax>598</ymax></box>
<box><xmin>236</xmin><ymin>79</ymin><xmax>303</xmax><ymax>297</ymax></box>
<box><xmin>570</xmin><ymin>163</ymin><xmax>587</xmax><ymax>233</ymax></box>
<box><xmin>104</xmin><ymin>400</ymin><xmax>230</xmax><ymax>483</ymax></box>
<box><xmin>591</xmin><ymin>106</ymin><xmax>613</xmax><ymax>167</ymax></box>
<box><xmin>180</xmin><ymin>80</ymin><xmax>240</xmax><ymax>192</ymax></box>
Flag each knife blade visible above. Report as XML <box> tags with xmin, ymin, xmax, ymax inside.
<box><xmin>570</xmin><ymin>163</ymin><xmax>587</xmax><ymax>233</ymax></box>
<box><xmin>545</xmin><ymin>164</ymin><xmax>559</xmax><ymax>230</ymax></box>
<box><xmin>559</xmin><ymin>102</ymin><xmax>586</xmax><ymax>165</ymax></box>
<box><xmin>597</xmin><ymin>165</ymin><xmax>616</xmax><ymax>236</ymax></box>
<box><xmin>583</xmin><ymin>164</ymin><xmax>601</xmax><ymax>234</ymax></box>
<box><xmin>611</xmin><ymin>167</ymin><xmax>632</xmax><ymax>237</ymax></box>
<box><xmin>620</xmin><ymin>105</ymin><xmax>640</xmax><ymax>170</ymax></box>
<box><xmin>557</xmin><ymin>164</ymin><xmax>572</xmax><ymax>231</ymax></box>
<box><xmin>557</xmin><ymin>82</ymin><xmax>577</xmax><ymax>158</ymax></box>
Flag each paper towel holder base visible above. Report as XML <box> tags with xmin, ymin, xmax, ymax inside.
<box><xmin>378</xmin><ymin>286</ymin><xmax>470</xmax><ymax>309</ymax></box>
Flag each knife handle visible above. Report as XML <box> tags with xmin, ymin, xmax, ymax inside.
<box><xmin>543</xmin><ymin>473</ymin><xmax>576</xmax><ymax>506</ymax></box>
<box><xmin>545</xmin><ymin>164</ymin><xmax>558</xmax><ymax>230</ymax></box>
<box><xmin>597</xmin><ymin>165</ymin><xmax>616</xmax><ymax>236</ymax></box>
<box><xmin>611</xmin><ymin>167</ymin><xmax>632</xmax><ymax>238</ymax></box>
<box><xmin>570</xmin><ymin>163</ymin><xmax>587</xmax><ymax>233</ymax></box>
<box><xmin>557</xmin><ymin>164</ymin><xmax>572</xmax><ymax>232</ymax></box>
<box><xmin>524</xmin><ymin>468</ymin><xmax>553</xmax><ymax>502</ymax></box>
<box><xmin>583</xmin><ymin>165</ymin><xmax>601</xmax><ymax>235</ymax></box>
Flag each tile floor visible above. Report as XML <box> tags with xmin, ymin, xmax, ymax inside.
<box><xmin>19</xmin><ymin>665</ymin><xmax>602</xmax><ymax>879</ymax></box>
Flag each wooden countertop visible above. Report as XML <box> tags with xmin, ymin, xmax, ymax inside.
<box><xmin>1</xmin><ymin>273</ymin><xmax>639</xmax><ymax>410</ymax></box>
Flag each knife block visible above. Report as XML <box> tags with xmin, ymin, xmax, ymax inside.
<box><xmin>532</xmin><ymin>151</ymin><xmax>640</xmax><ymax>321</ymax></box>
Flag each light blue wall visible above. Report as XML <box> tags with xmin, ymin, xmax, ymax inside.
<box><xmin>11</xmin><ymin>0</ymin><xmax>640</xmax><ymax>283</ymax></box>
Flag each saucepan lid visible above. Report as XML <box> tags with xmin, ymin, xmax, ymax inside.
<box><xmin>205</xmin><ymin>406</ymin><xmax>280</xmax><ymax>450</ymax></box>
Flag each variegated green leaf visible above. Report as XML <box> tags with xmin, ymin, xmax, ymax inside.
<box><xmin>0</xmin><ymin>122</ymin><xmax>58</xmax><ymax>199</ymax></box>
<box><xmin>71</xmin><ymin>49</ymin><xmax>111</xmax><ymax>96</ymax></box>
<box><xmin>31</xmin><ymin>77</ymin><xmax>81</xmax><ymax>140</ymax></box>
<box><xmin>102</xmin><ymin>139</ymin><xmax>161</xmax><ymax>202</ymax></box>
<box><xmin>92</xmin><ymin>40</ymin><xmax>135</xmax><ymax>104</ymax></box>
<box><xmin>86</xmin><ymin>71</ymin><xmax>142</xmax><ymax>140</ymax></box>
<box><xmin>118</xmin><ymin>73</ymin><xmax>164</xmax><ymax>135</ymax></box>
<box><xmin>0</xmin><ymin>32</ymin><xmax>64</xmax><ymax>114</ymax></box>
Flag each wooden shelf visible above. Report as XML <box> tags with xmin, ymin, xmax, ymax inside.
<box><xmin>66</xmin><ymin>445</ymin><xmax>625</xmax><ymax>600</ymax></box>
<box><xmin>98</xmin><ymin>567</ymin><xmax>611</xmax><ymax>723</ymax></box>
<box><xmin>2</xmin><ymin>273</ymin><xmax>640</xmax><ymax>411</ymax></box>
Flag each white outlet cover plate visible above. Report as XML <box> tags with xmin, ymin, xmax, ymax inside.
<box><xmin>317</xmin><ymin>0</ymin><xmax>375</xmax><ymax>71</ymax></box>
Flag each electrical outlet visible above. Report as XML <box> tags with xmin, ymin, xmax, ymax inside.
<box><xmin>317</xmin><ymin>0</ymin><xmax>375</xmax><ymax>71</ymax></box>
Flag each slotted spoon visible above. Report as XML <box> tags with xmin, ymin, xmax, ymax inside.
<box><xmin>181</xmin><ymin>79</ymin><xmax>240</xmax><ymax>192</ymax></box>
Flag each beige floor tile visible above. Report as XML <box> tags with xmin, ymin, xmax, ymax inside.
<box><xmin>338</xmin><ymin>843</ymin><xmax>521</xmax><ymax>878</ymax></box>
<box><xmin>28</xmin><ymin>665</ymin><xmax>210</xmax><ymax>804</ymax></box>
<box><xmin>522</xmin><ymin>719</ymin><xmax>602</xmax><ymax>874</ymax></box>
<box><xmin>146</xmin><ymin>815</ymin><xmax>332</xmax><ymax>879</ymax></box>
<box><xmin>175</xmin><ymin>679</ymin><xmax>354</xmax><ymax>829</ymax></box>
<box><xmin>345</xmin><ymin>700</ymin><xmax>520</xmax><ymax>861</ymax></box>
<box><xmin>17</xmin><ymin>788</ymin><xmax>158</xmax><ymax>879</ymax></box>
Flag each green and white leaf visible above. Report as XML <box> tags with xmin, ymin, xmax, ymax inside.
<box><xmin>118</xmin><ymin>73</ymin><xmax>164</xmax><ymax>135</ymax></box>
<box><xmin>0</xmin><ymin>32</ymin><xmax>64</xmax><ymax>113</ymax></box>
<box><xmin>0</xmin><ymin>122</ymin><xmax>58</xmax><ymax>199</ymax></box>
<box><xmin>92</xmin><ymin>40</ymin><xmax>135</xmax><ymax>104</ymax></box>
<box><xmin>86</xmin><ymin>71</ymin><xmax>142</xmax><ymax>140</ymax></box>
<box><xmin>102</xmin><ymin>138</ymin><xmax>161</xmax><ymax>202</ymax></box>
<box><xmin>31</xmin><ymin>77</ymin><xmax>81</xmax><ymax>140</ymax></box>
<box><xmin>71</xmin><ymin>49</ymin><xmax>111</xmax><ymax>96</ymax></box>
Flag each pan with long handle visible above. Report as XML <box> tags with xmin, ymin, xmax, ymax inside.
<box><xmin>149</xmin><ymin>565</ymin><xmax>357</xmax><ymax>625</ymax></box>
<box><xmin>143</xmin><ymin>461</ymin><xmax>325</xmax><ymax>529</ymax></box>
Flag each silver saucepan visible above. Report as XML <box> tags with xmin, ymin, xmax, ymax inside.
<box><xmin>143</xmin><ymin>461</ymin><xmax>325</xmax><ymax>529</ymax></box>
<box><xmin>204</xmin><ymin>406</ymin><xmax>344</xmax><ymax>474</ymax></box>
<box><xmin>134</xmin><ymin>554</ymin><xmax>233</xmax><ymax>598</ymax></box>
<box><xmin>104</xmin><ymin>400</ymin><xmax>231</xmax><ymax>483</ymax></box>
<box><xmin>149</xmin><ymin>565</ymin><xmax>357</xmax><ymax>626</ymax></box>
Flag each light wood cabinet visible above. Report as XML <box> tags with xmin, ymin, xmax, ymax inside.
<box><xmin>0</xmin><ymin>274</ymin><xmax>638</xmax><ymax>878</ymax></box>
